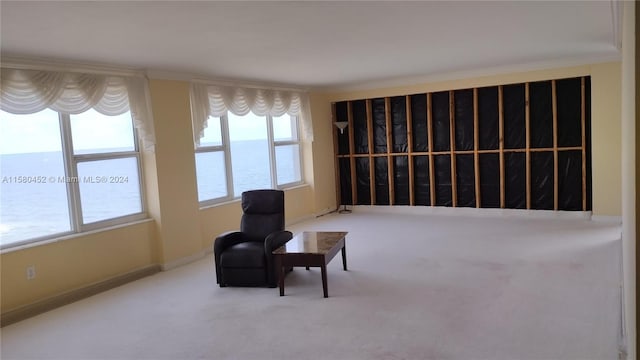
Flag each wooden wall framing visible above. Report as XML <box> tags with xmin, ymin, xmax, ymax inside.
<box><xmin>333</xmin><ymin>76</ymin><xmax>591</xmax><ymax>212</ymax></box>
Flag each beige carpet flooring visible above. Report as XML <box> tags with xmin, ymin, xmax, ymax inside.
<box><xmin>0</xmin><ymin>207</ymin><xmax>623</xmax><ymax>360</ymax></box>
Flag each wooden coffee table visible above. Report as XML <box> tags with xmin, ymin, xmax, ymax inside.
<box><xmin>273</xmin><ymin>231</ymin><xmax>348</xmax><ymax>298</ymax></box>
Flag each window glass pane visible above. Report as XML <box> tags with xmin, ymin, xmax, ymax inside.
<box><xmin>275</xmin><ymin>144</ymin><xmax>302</xmax><ymax>185</ymax></box>
<box><xmin>77</xmin><ymin>157</ymin><xmax>142</xmax><ymax>223</ymax></box>
<box><xmin>273</xmin><ymin>115</ymin><xmax>297</xmax><ymax>141</ymax></box>
<box><xmin>195</xmin><ymin>151</ymin><xmax>227</xmax><ymax>201</ymax></box>
<box><xmin>199</xmin><ymin>116</ymin><xmax>222</xmax><ymax>147</ymax></box>
<box><xmin>228</xmin><ymin>112</ymin><xmax>271</xmax><ymax>196</ymax></box>
<box><xmin>0</xmin><ymin>109</ymin><xmax>71</xmax><ymax>245</ymax></box>
<box><xmin>70</xmin><ymin>109</ymin><xmax>135</xmax><ymax>154</ymax></box>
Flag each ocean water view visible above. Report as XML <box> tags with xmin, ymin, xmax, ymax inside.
<box><xmin>0</xmin><ymin>151</ymin><xmax>142</xmax><ymax>245</ymax></box>
<box><xmin>0</xmin><ymin>140</ymin><xmax>300</xmax><ymax>246</ymax></box>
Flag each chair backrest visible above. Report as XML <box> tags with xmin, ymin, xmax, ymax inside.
<box><xmin>240</xmin><ymin>189</ymin><xmax>285</xmax><ymax>241</ymax></box>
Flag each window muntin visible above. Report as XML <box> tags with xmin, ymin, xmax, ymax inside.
<box><xmin>195</xmin><ymin>112</ymin><xmax>303</xmax><ymax>205</ymax></box>
<box><xmin>0</xmin><ymin>109</ymin><xmax>145</xmax><ymax>248</ymax></box>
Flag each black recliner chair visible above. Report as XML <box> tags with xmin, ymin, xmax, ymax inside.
<box><xmin>214</xmin><ymin>189</ymin><xmax>292</xmax><ymax>287</ymax></box>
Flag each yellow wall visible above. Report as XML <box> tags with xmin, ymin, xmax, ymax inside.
<box><xmin>147</xmin><ymin>80</ymin><xmax>201</xmax><ymax>265</ymax></box>
<box><xmin>1</xmin><ymin>220</ymin><xmax>155</xmax><ymax>312</ymax></box>
<box><xmin>312</xmin><ymin>62</ymin><xmax>623</xmax><ymax>217</ymax></box>
<box><xmin>309</xmin><ymin>92</ymin><xmax>339</xmax><ymax>215</ymax></box>
<box><xmin>0</xmin><ymin>62</ymin><xmax>624</xmax><ymax>316</ymax></box>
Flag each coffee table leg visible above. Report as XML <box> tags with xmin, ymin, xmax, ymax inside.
<box><xmin>321</xmin><ymin>264</ymin><xmax>328</xmax><ymax>298</ymax></box>
<box><xmin>277</xmin><ymin>255</ymin><xmax>285</xmax><ymax>296</ymax></box>
<box><xmin>341</xmin><ymin>244</ymin><xmax>347</xmax><ymax>271</ymax></box>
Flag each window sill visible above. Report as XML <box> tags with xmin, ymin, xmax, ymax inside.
<box><xmin>0</xmin><ymin>218</ymin><xmax>154</xmax><ymax>254</ymax></box>
<box><xmin>198</xmin><ymin>183</ymin><xmax>310</xmax><ymax>211</ymax></box>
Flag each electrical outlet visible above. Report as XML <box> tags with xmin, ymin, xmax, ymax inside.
<box><xmin>26</xmin><ymin>265</ymin><xmax>36</xmax><ymax>280</ymax></box>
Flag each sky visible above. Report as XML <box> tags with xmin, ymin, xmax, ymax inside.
<box><xmin>1</xmin><ymin>109</ymin><xmax>296</xmax><ymax>155</ymax></box>
<box><xmin>0</xmin><ymin>109</ymin><xmax>134</xmax><ymax>155</ymax></box>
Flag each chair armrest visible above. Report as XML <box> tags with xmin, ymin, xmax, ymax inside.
<box><xmin>214</xmin><ymin>231</ymin><xmax>248</xmax><ymax>285</ymax></box>
<box><xmin>264</xmin><ymin>230</ymin><xmax>293</xmax><ymax>287</ymax></box>
<box><xmin>264</xmin><ymin>230</ymin><xmax>293</xmax><ymax>253</ymax></box>
<box><xmin>214</xmin><ymin>231</ymin><xmax>246</xmax><ymax>254</ymax></box>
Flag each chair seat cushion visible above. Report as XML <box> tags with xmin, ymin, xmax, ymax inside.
<box><xmin>220</xmin><ymin>242</ymin><xmax>265</xmax><ymax>268</ymax></box>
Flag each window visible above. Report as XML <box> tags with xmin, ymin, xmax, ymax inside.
<box><xmin>195</xmin><ymin>112</ymin><xmax>303</xmax><ymax>204</ymax></box>
<box><xmin>194</xmin><ymin>117</ymin><xmax>227</xmax><ymax>202</ymax></box>
<box><xmin>0</xmin><ymin>109</ymin><xmax>145</xmax><ymax>248</ymax></box>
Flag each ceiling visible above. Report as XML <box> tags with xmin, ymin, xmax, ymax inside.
<box><xmin>0</xmin><ymin>1</ymin><xmax>621</xmax><ymax>91</ymax></box>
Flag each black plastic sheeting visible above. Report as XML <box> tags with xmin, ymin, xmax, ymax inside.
<box><xmin>479</xmin><ymin>153</ymin><xmax>500</xmax><ymax>208</ymax></box>
<box><xmin>356</xmin><ymin>158</ymin><xmax>371</xmax><ymax>205</ymax></box>
<box><xmin>372</xmin><ymin>98</ymin><xmax>387</xmax><ymax>154</ymax></box>
<box><xmin>558</xmin><ymin>151</ymin><xmax>582</xmax><ymax>211</ymax></box>
<box><xmin>529</xmin><ymin>81</ymin><xmax>553</xmax><ymax>148</ymax></box>
<box><xmin>504</xmin><ymin>152</ymin><xmax>526</xmax><ymax>209</ymax></box>
<box><xmin>456</xmin><ymin>154</ymin><xmax>475</xmax><ymax>207</ymax></box>
<box><xmin>335</xmin><ymin>76</ymin><xmax>591</xmax><ymax>211</ymax></box>
<box><xmin>391</xmin><ymin>97</ymin><xmax>408</xmax><ymax>153</ymax></box>
<box><xmin>454</xmin><ymin>89</ymin><xmax>474</xmax><ymax>151</ymax></box>
<box><xmin>556</xmin><ymin>78</ymin><xmax>582</xmax><ymax>147</ymax></box>
<box><xmin>503</xmin><ymin>84</ymin><xmax>526</xmax><ymax>149</ymax></box>
<box><xmin>434</xmin><ymin>155</ymin><xmax>452</xmax><ymax>206</ymax></box>
<box><xmin>336</xmin><ymin>102</ymin><xmax>349</xmax><ymax>155</ymax></box>
<box><xmin>585</xmin><ymin>77</ymin><xmax>592</xmax><ymax>211</ymax></box>
<box><xmin>374</xmin><ymin>157</ymin><xmax>390</xmax><ymax>205</ymax></box>
<box><xmin>352</xmin><ymin>100</ymin><xmax>369</xmax><ymax>154</ymax></box>
<box><xmin>339</xmin><ymin>158</ymin><xmax>352</xmax><ymax>205</ymax></box>
<box><xmin>411</xmin><ymin>95</ymin><xmax>428</xmax><ymax>152</ymax></box>
<box><xmin>394</xmin><ymin>156</ymin><xmax>410</xmax><ymax>205</ymax></box>
<box><xmin>531</xmin><ymin>151</ymin><xmax>554</xmax><ymax>210</ymax></box>
<box><xmin>413</xmin><ymin>155</ymin><xmax>430</xmax><ymax>206</ymax></box>
<box><xmin>478</xmin><ymin>86</ymin><xmax>499</xmax><ymax>150</ymax></box>
<box><xmin>431</xmin><ymin>91</ymin><xmax>450</xmax><ymax>152</ymax></box>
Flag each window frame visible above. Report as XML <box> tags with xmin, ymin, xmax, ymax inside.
<box><xmin>63</xmin><ymin>112</ymin><xmax>147</xmax><ymax>230</ymax></box>
<box><xmin>270</xmin><ymin>114</ymin><xmax>304</xmax><ymax>187</ymax></box>
<box><xmin>196</xmin><ymin>112</ymin><xmax>304</xmax><ymax>207</ymax></box>
<box><xmin>0</xmin><ymin>110</ymin><xmax>147</xmax><ymax>249</ymax></box>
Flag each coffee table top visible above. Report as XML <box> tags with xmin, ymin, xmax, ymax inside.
<box><xmin>273</xmin><ymin>231</ymin><xmax>348</xmax><ymax>255</ymax></box>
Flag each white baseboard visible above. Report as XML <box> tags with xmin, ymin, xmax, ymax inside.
<box><xmin>350</xmin><ymin>205</ymin><xmax>593</xmax><ymax>220</ymax></box>
<box><xmin>286</xmin><ymin>208</ymin><xmax>337</xmax><ymax>227</ymax></box>
<box><xmin>161</xmin><ymin>250</ymin><xmax>208</xmax><ymax>271</ymax></box>
<box><xmin>591</xmin><ymin>215</ymin><xmax>623</xmax><ymax>224</ymax></box>
<box><xmin>315</xmin><ymin>207</ymin><xmax>337</xmax><ymax>217</ymax></box>
<box><xmin>286</xmin><ymin>214</ymin><xmax>316</xmax><ymax>227</ymax></box>
<box><xmin>1</xmin><ymin>265</ymin><xmax>160</xmax><ymax>327</ymax></box>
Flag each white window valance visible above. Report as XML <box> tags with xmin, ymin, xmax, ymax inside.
<box><xmin>190</xmin><ymin>83</ymin><xmax>313</xmax><ymax>146</ymax></box>
<box><xmin>0</xmin><ymin>68</ymin><xmax>156</xmax><ymax>151</ymax></box>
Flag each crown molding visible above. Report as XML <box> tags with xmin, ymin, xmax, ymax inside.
<box><xmin>0</xmin><ymin>54</ymin><xmax>145</xmax><ymax>77</ymax></box>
